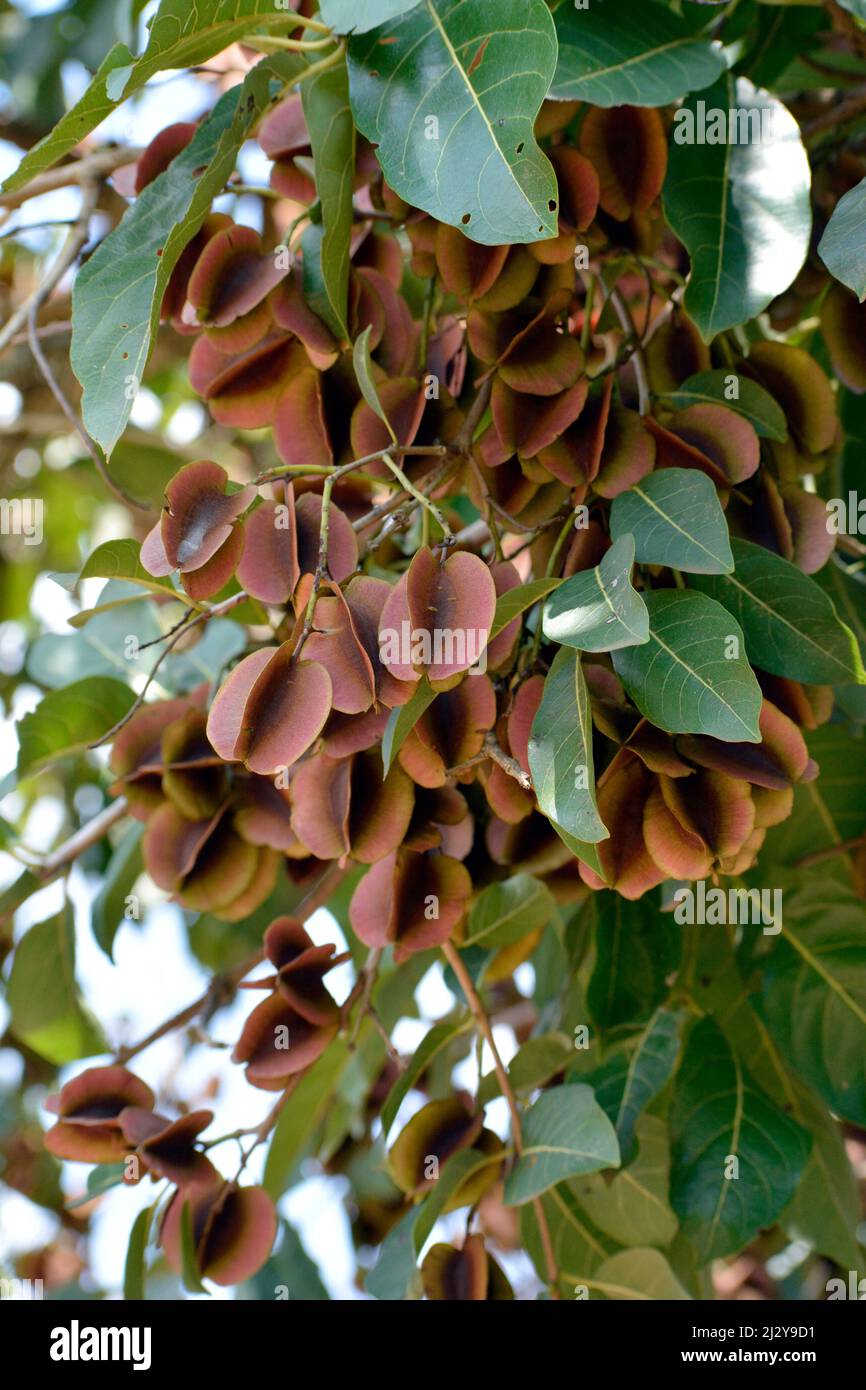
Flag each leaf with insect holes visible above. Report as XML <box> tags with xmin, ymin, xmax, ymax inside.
<box><xmin>543</xmin><ymin>534</ymin><xmax>650</xmax><ymax>651</ymax></box>
<box><xmin>346</xmin><ymin>0</ymin><xmax>559</xmax><ymax>245</ymax></box>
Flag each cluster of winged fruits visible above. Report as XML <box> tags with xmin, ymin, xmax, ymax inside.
<box><xmin>40</xmin><ymin>78</ymin><xmax>866</xmax><ymax>1298</ymax></box>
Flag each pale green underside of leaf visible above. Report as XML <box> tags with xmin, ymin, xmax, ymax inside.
<box><xmin>1</xmin><ymin>0</ymin><xmax>295</xmax><ymax>193</ymax></box>
<box><xmin>577</xmin><ymin>1249</ymin><xmax>691</xmax><ymax>1301</ymax></box>
<box><xmin>528</xmin><ymin>645</ymin><xmax>609</xmax><ymax>843</ymax></box>
<box><xmin>551</xmin><ymin>0</ymin><xmax>725</xmax><ymax>107</ymax></box>
<box><xmin>612</xmin><ymin>589</ymin><xmax>762</xmax><ymax>742</ymax></box>
<box><xmin>664</xmin><ymin>74</ymin><xmax>812</xmax><ymax>340</ymax></box>
<box><xmin>504</xmin><ymin>1084</ymin><xmax>620</xmax><ymax>1206</ymax></box>
<box><xmin>585</xmin><ymin>1006</ymin><xmax>684</xmax><ymax>1160</ymax></box>
<box><xmin>573</xmin><ymin>1117</ymin><xmax>678</xmax><ymax>1250</ymax></box>
<box><xmin>320</xmin><ymin>0</ymin><xmax>423</xmax><ymax>35</ymax></box>
<box><xmin>819</xmin><ymin>173</ymin><xmax>866</xmax><ymax>300</ymax></box>
<box><xmin>690</xmin><ymin>538</ymin><xmax>866</xmax><ymax>685</ymax></box>
<box><xmin>610</xmin><ymin>469</ymin><xmax>734</xmax><ymax>575</ymax></box>
<box><xmin>462</xmin><ymin>872</ymin><xmax>556</xmax><ymax>949</ymax></box>
<box><xmin>543</xmin><ymin>533</ymin><xmax>650</xmax><ymax>651</ymax></box>
<box><xmin>346</xmin><ymin>0</ymin><xmax>559</xmax><ymax>244</ymax></box>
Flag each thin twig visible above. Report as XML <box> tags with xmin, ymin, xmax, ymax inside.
<box><xmin>0</xmin><ymin>145</ymin><xmax>144</xmax><ymax>213</ymax></box>
<box><xmin>609</xmin><ymin>287</ymin><xmax>651</xmax><ymax>417</ymax></box>
<box><xmin>34</xmin><ymin>797</ymin><xmax>129</xmax><ymax>881</ymax></box>
<box><xmin>483</xmin><ymin>733</ymin><xmax>532</xmax><ymax>791</ymax></box>
<box><xmin>441</xmin><ymin>940</ymin><xmax>560</xmax><ymax>1297</ymax></box>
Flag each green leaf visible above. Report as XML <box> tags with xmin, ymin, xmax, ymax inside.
<box><xmin>690</xmin><ymin>539</ymin><xmax>866</xmax><ymax>686</ymax></box>
<box><xmin>1</xmin><ymin>1</ymin><xmax>295</xmax><ymax>193</ymax></box>
<box><xmin>17</xmin><ymin>676</ymin><xmax>136</xmax><ymax>777</ymax></box>
<box><xmin>239</xmin><ymin>1219</ymin><xmax>329</xmax><ymax>1301</ymax></box>
<box><xmin>301</xmin><ymin>62</ymin><xmax>355</xmax><ymax>340</ymax></box>
<box><xmin>664</xmin><ymin>74</ymin><xmax>812</xmax><ymax>341</ymax></box>
<box><xmin>77</xmin><ymin>539</ymin><xmax>175</xmax><ymax>596</ymax></box>
<box><xmin>551</xmin><ymin>0</ymin><xmax>725</xmax><ymax>107</ymax></box>
<box><xmin>380</xmin><ymin>1019</ymin><xmax>472</xmax><ymax>1138</ymax></box>
<box><xmin>580</xmin><ymin>1249</ymin><xmax>690</xmax><ymax>1301</ymax></box>
<box><xmin>814</xmin><ymin>558</ymin><xmax>866</xmax><ymax>720</ymax></box>
<box><xmin>764</xmin><ymin>726</ymin><xmax>866</xmax><ymax>870</ymax></box>
<box><xmin>66</xmin><ymin>1163</ymin><xmax>129</xmax><ymax>1210</ymax></box>
<box><xmin>92</xmin><ymin>823</ymin><xmax>144</xmax><ymax>960</ymax></box>
<box><xmin>612</xmin><ymin>589</ymin><xmax>762</xmax><ymax>742</ymax></box>
<box><xmin>8</xmin><ymin>914</ymin><xmax>106</xmax><ymax>1064</ymax></box>
<box><xmin>489</xmin><ymin>576</ymin><xmax>561</xmax><ymax>640</ymax></box>
<box><xmin>521</xmin><ymin>1184</ymin><xmax>614</xmax><ymax>1294</ymax></box>
<box><xmin>780</xmin><ymin>1076</ymin><xmax>863</xmax><ymax>1271</ymax></box>
<box><xmin>365</xmin><ymin>1209</ymin><xmax>419</xmax><ymax>1300</ymax></box>
<box><xmin>661</xmin><ymin>368</ymin><xmax>788</xmax><ymax>441</ymax></box>
<box><xmin>381</xmin><ymin>678</ymin><xmax>437</xmax><ymax>775</ymax></box>
<box><xmin>353</xmin><ymin>325</ymin><xmax>395</xmax><ymax>439</ymax></box>
<box><xmin>669</xmin><ymin>1017</ymin><xmax>811</xmax><ymax>1261</ymax></box>
<box><xmin>528</xmin><ymin>646</ymin><xmax>609</xmax><ymax>843</ymax></box>
<box><xmin>462</xmin><ymin>873</ymin><xmax>556</xmax><ymax>949</ymax></box>
<box><xmin>321</xmin><ymin>0</ymin><xmax>423</xmax><ymax>37</ymax></box>
<box><xmin>587</xmin><ymin>894</ymin><xmax>681</xmax><ymax>1032</ymax></box>
<box><xmin>71</xmin><ymin>59</ymin><xmax>301</xmax><ymax>457</ymax></box>
<box><xmin>264</xmin><ymin>1040</ymin><xmax>353</xmax><ymax>1198</ymax></box>
<box><xmin>761</xmin><ymin>878</ymin><xmax>866</xmax><ymax>1128</ymax></box>
<box><xmin>819</xmin><ymin>173</ymin><xmax>866</xmax><ymax>300</ymax></box>
<box><xmin>573</xmin><ymin>1116</ymin><xmax>678</xmax><ymax>1250</ymax></box>
<box><xmin>503</xmin><ymin>1085</ymin><xmax>620</xmax><ymax>1206</ymax></box>
<box><xmin>107</xmin><ymin>442</ymin><xmax>183</xmax><ymax>510</ymax></box>
<box><xmin>413</xmin><ymin>1147</ymin><xmax>501</xmax><ymax>1250</ymax></box>
<box><xmin>346</xmin><ymin>0</ymin><xmax>559</xmax><ymax>245</ymax></box>
<box><xmin>584</xmin><ymin>1006</ymin><xmax>684</xmax><ymax>1160</ymax></box>
<box><xmin>180</xmin><ymin>1199</ymin><xmax>208</xmax><ymax>1295</ymax></box>
<box><xmin>609</xmin><ymin>469</ymin><xmax>734</xmax><ymax>575</ymax></box>
<box><xmin>123</xmin><ymin>1204</ymin><xmax>154</xmax><ymax>1301</ymax></box>
<box><xmin>542</xmin><ymin>534</ymin><xmax>650</xmax><ymax>651</ymax></box>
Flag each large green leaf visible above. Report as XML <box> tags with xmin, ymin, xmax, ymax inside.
<box><xmin>610</xmin><ymin>469</ymin><xmax>734</xmax><ymax>575</ymax></box>
<box><xmin>551</xmin><ymin>0</ymin><xmax>725</xmax><ymax>107</ymax></box>
<box><xmin>579</xmin><ymin>1249</ymin><xmax>690</xmax><ymax>1301</ymax></box>
<box><xmin>664</xmin><ymin>74</ymin><xmax>812</xmax><ymax>341</ymax></box>
<box><xmin>690</xmin><ymin>539</ymin><xmax>866</xmax><ymax>685</ymax></box>
<box><xmin>521</xmin><ymin>1184</ymin><xmax>614</xmax><ymax>1295</ymax></box>
<box><xmin>587</xmin><ymin>894</ymin><xmax>681</xmax><ymax>1032</ymax></box>
<box><xmin>528</xmin><ymin>646</ymin><xmax>609</xmax><ymax>844</ymax></box>
<box><xmin>320</xmin><ymin>0</ymin><xmax>422</xmax><ymax>34</ymax></box>
<box><xmin>301</xmin><ymin>62</ymin><xmax>355</xmax><ymax>340</ymax></box>
<box><xmin>462</xmin><ymin>873</ymin><xmax>556</xmax><ymax>949</ymax></box>
<box><xmin>71</xmin><ymin>59</ymin><xmax>301</xmax><ymax>456</ymax></box>
<box><xmin>762</xmin><ymin>726</ymin><xmax>866</xmax><ymax>868</ymax></box>
<box><xmin>815</xmin><ymin>555</ymin><xmax>866</xmax><ymax>721</ymax></box>
<box><xmin>818</xmin><ymin>173</ymin><xmax>866</xmax><ymax>300</ymax></box>
<box><xmin>761</xmin><ymin>879</ymin><xmax>866</xmax><ymax>1127</ymax></box>
<box><xmin>8</xmin><ymin>913</ymin><xmax>106</xmax><ymax>1064</ymax></box>
<box><xmin>542</xmin><ymin>534</ymin><xmax>650</xmax><ymax>652</ymax></box>
<box><xmin>17</xmin><ymin>677</ymin><xmax>136</xmax><ymax>777</ymax></box>
<box><xmin>669</xmin><ymin>1017</ymin><xmax>811</xmax><ymax>1261</ymax></box>
<box><xmin>611</xmin><ymin>589</ymin><xmax>762</xmax><ymax>742</ymax></box>
<box><xmin>584</xmin><ymin>1006</ymin><xmax>685</xmax><ymax>1160</ymax></box>
<box><xmin>573</xmin><ymin>1116</ymin><xmax>678</xmax><ymax>1250</ymax></box>
<box><xmin>2</xmin><ymin>1</ymin><xmax>295</xmax><ymax>193</ymax></box>
<box><xmin>503</xmin><ymin>1085</ymin><xmax>620</xmax><ymax>1206</ymax></box>
<box><xmin>346</xmin><ymin>0</ymin><xmax>559</xmax><ymax>244</ymax></box>
<box><xmin>661</xmin><ymin>368</ymin><xmax>787</xmax><ymax>441</ymax></box>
